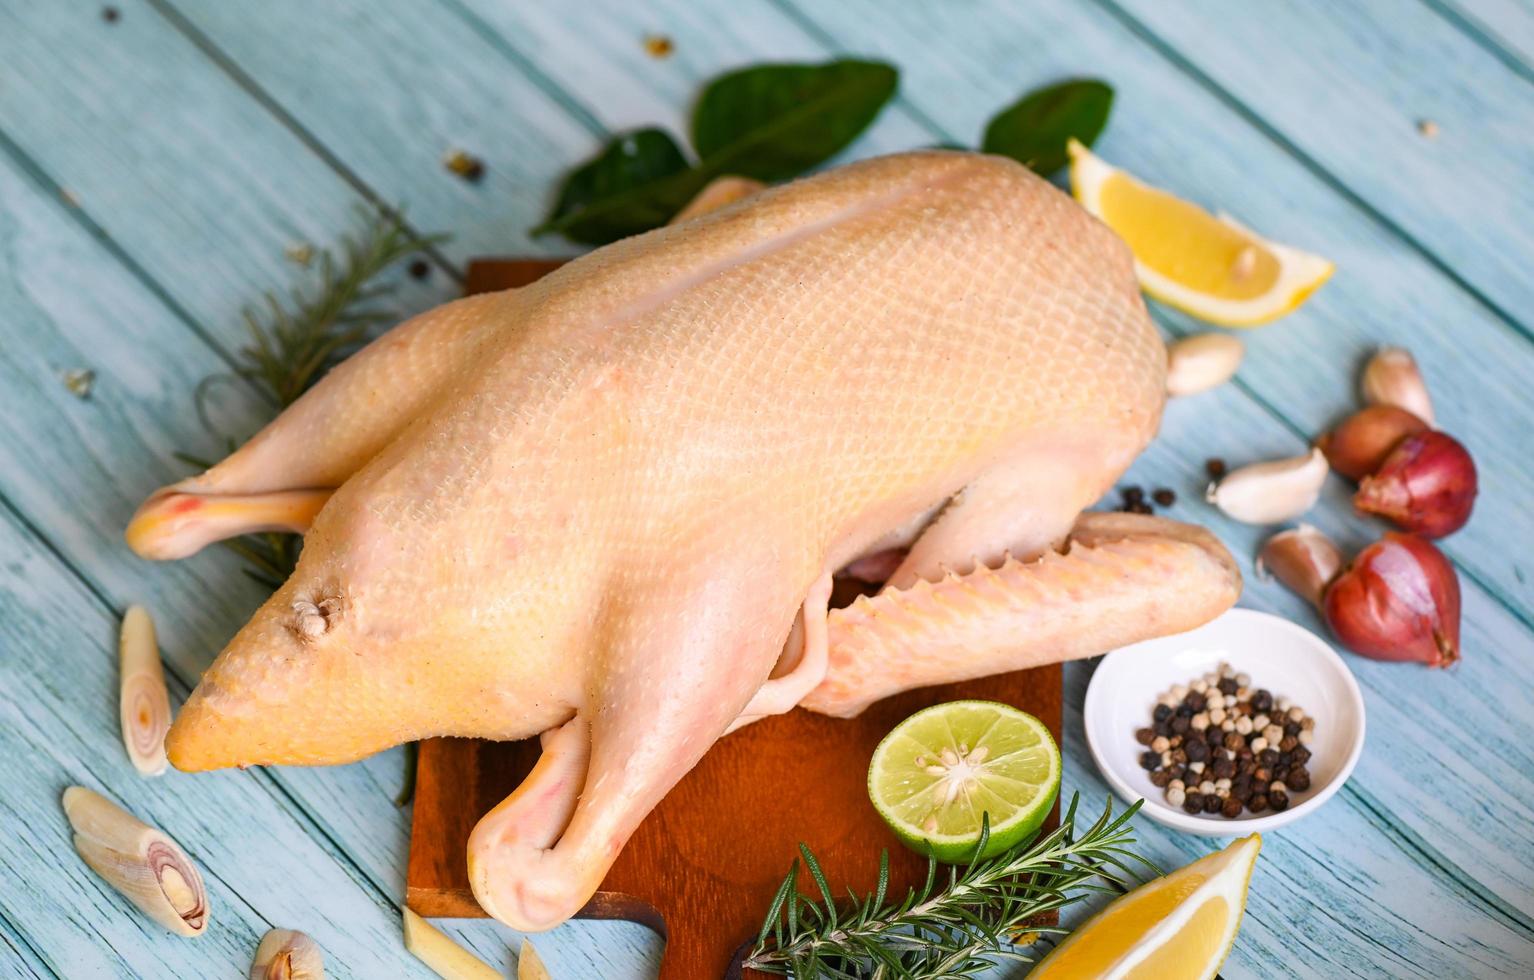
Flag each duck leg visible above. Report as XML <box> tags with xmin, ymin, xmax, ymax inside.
<box><xmin>803</xmin><ymin>513</ymin><xmax>1240</xmax><ymax>718</ymax></box>
<box><xmin>126</xmin><ymin>292</ymin><xmax>512</xmax><ymax>558</ymax></box>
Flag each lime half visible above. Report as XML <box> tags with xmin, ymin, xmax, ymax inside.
<box><xmin>869</xmin><ymin>700</ymin><xmax>1061</xmax><ymax>863</ymax></box>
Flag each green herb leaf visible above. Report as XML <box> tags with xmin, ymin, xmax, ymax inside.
<box><xmin>691</xmin><ymin>60</ymin><xmax>898</xmax><ymax>182</ymax></box>
<box><xmin>981</xmin><ymin>79</ymin><xmax>1113</xmax><ymax>176</ymax></box>
<box><xmin>534</xmin><ymin>128</ymin><xmax>702</xmax><ymax>245</ymax></box>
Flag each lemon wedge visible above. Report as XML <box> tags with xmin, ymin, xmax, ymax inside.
<box><xmin>1068</xmin><ymin>140</ymin><xmax>1332</xmax><ymax>326</ymax></box>
<box><xmin>1026</xmin><ymin>833</ymin><xmax>1261</xmax><ymax>980</ymax></box>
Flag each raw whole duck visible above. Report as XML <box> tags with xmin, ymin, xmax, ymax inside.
<box><xmin>126</xmin><ymin>151</ymin><xmax>1239</xmax><ymax>932</ymax></box>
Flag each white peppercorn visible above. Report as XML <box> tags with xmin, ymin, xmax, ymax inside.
<box><xmin>1166</xmin><ymin>786</ymin><xmax>1186</xmax><ymax>807</ymax></box>
<box><xmin>1151</xmin><ymin>735</ymin><xmax>1170</xmax><ymax>753</ymax></box>
<box><xmin>1235</xmin><ymin>716</ymin><xmax>1254</xmax><ymax>735</ymax></box>
<box><xmin>1191</xmin><ymin>712</ymin><xmax>1210</xmax><ymax>731</ymax></box>
<box><xmin>1199</xmin><ymin>780</ymin><xmax>1216</xmax><ymax>795</ymax></box>
<box><xmin>1250</xmin><ymin>736</ymin><xmax>1269</xmax><ymax>753</ymax></box>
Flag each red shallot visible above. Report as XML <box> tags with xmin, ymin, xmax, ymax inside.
<box><xmin>1354</xmin><ymin>431</ymin><xmax>1477</xmax><ymax>538</ymax></box>
<box><xmin>1322</xmin><ymin>533</ymin><xmax>1461</xmax><ymax>667</ymax></box>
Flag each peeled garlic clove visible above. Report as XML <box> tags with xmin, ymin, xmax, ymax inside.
<box><xmin>1206</xmin><ymin>447</ymin><xmax>1328</xmax><ymax>524</ymax></box>
<box><xmin>518</xmin><ymin>938</ymin><xmax>552</xmax><ymax>980</ymax></box>
<box><xmin>402</xmin><ymin>908</ymin><xmax>500</xmax><ymax>980</ymax></box>
<box><xmin>252</xmin><ymin>929</ymin><xmax>324</xmax><ymax>980</ymax></box>
<box><xmin>119</xmin><ymin>604</ymin><xmax>171</xmax><ymax>776</ymax></box>
<box><xmin>669</xmin><ymin>175</ymin><xmax>765</xmax><ymax>224</ymax></box>
<box><xmin>1257</xmin><ymin>524</ymin><xmax>1343</xmax><ymax>609</ymax></box>
<box><xmin>1165</xmin><ymin>332</ymin><xmax>1244</xmax><ymax>397</ymax></box>
<box><xmin>1361</xmin><ymin>346</ymin><xmax>1434</xmax><ymax>427</ymax></box>
<box><xmin>63</xmin><ymin>786</ymin><xmax>209</xmax><ymax>936</ymax></box>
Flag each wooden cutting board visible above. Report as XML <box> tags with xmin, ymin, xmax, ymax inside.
<box><xmin>405</xmin><ymin>259</ymin><xmax>1063</xmax><ymax>979</ymax></box>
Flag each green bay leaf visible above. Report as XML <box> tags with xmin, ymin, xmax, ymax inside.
<box><xmin>691</xmin><ymin>60</ymin><xmax>898</xmax><ymax>182</ymax></box>
<box><xmin>982</xmin><ymin>79</ymin><xmax>1113</xmax><ymax>175</ymax></box>
<box><xmin>534</xmin><ymin>128</ymin><xmax>703</xmax><ymax>245</ymax></box>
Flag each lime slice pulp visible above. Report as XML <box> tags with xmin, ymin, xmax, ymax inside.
<box><xmin>868</xmin><ymin>700</ymin><xmax>1061</xmax><ymax>863</ymax></box>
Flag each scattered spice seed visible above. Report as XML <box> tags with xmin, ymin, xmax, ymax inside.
<box><xmin>1153</xmin><ymin>487</ymin><xmax>1176</xmax><ymax>507</ymax></box>
<box><xmin>1417</xmin><ymin>119</ymin><xmax>1440</xmax><ymax>139</ymax></box>
<box><xmin>442</xmin><ymin>149</ymin><xmax>486</xmax><ymax>183</ymax></box>
<box><xmin>1138</xmin><ymin>661</ymin><xmax>1316</xmax><ymax>820</ymax></box>
<box><xmin>643</xmin><ymin>34</ymin><xmax>674</xmax><ymax>58</ymax></box>
<box><xmin>408</xmin><ymin>259</ymin><xmax>431</xmax><ymax>280</ymax></box>
<box><xmin>62</xmin><ymin>368</ymin><xmax>96</xmax><ymax>399</ymax></box>
<box><xmin>1121</xmin><ymin>485</ymin><xmax>1145</xmax><ymax>505</ymax></box>
<box><xmin>102</xmin><ymin>6</ymin><xmax>119</xmax><ymax>22</ymax></box>
<box><xmin>1205</xmin><ymin>457</ymin><xmax>1227</xmax><ymax>479</ymax></box>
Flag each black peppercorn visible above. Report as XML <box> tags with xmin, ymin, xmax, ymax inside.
<box><xmin>1284</xmin><ymin>721</ymin><xmax>1301</xmax><ymax>737</ymax></box>
<box><xmin>1279</xmin><ymin>736</ymin><xmax>1298</xmax><ymax>753</ymax></box>
<box><xmin>1134</xmin><ymin>727</ymin><xmax>1154</xmax><ymax>745</ymax></box>
<box><xmin>1153</xmin><ymin>719</ymin><xmax>1172</xmax><ymax>737</ymax></box>
<box><xmin>1221</xmin><ymin>796</ymin><xmax>1243</xmax><ymax>818</ymax></box>
<box><xmin>1286</xmin><ymin>768</ymin><xmax>1311</xmax><ymax>792</ymax></box>
<box><xmin>1257</xmin><ymin>748</ymin><xmax>1279</xmax><ymax>768</ymax></box>
<box><xmin>1185</xmin><ymin>739</ymin><xmax>1208</xmax><ymax>762</ymax></box>
<box><xmin>1184</xmin><ymin>691</ymin><xmax>1207</xmax><ymax>711</ymax></box>
<box><xmin>1249</xmin><ymin>793</ymin><xmax>1269</xmax><ymax>813</ymax></box>
<box><xmin>1153</xmin><ymin>704</ymin><xmax>1172</xmax><ymax>723</ymax></box>
<box><xmin>1232</xmin><ymin>775</ymin><xmax>1253</xmax><ymax>801</ymax></box>
<box><xmin>408</xmin><ymin>259</ymin><xmax>431</xmax><ymax>280</ymax></box>
<box><xmin>1149</xmin><ymin>769</ymin><xmax>1171</xmax><ymax>788</ymax></box>
<box><xmin>1171</xmin><ymin>748</ymin><xmax>1188</xmax><ymax>765</ymax></box>
<box><xmin>1153</xmin><ymin>488</ymin><xmax>1176</xmax><ymax>507</ymax></box>
<box><xmin>1175</xmin><ymin>703</ymin><xmax>1194</xmax><ymax>718</ymax></box>
<box><xmin>1139</xmin><ymin>750</ymin><xmax>1161</xmax><ymax>771</ymax></box>
<box><xmin>1183</xmin><ymin>792</ymin><xmax>1204</xmax><ymax>814</ymax></box>
<box><xmin>1269</xmin><ymin>789</ymin><xmax>1290</xmax><ymax>812</ymax></box>
<box><xmin>1205</xmin><ymin>457</ymin><xmax>1227</xmax><ymax>478</ymax></box>
<box><xmin>1251</xmin><ymin>689</ymin><xmax>1274</xmax><ymax>713</ymax></box>
<box><xmin>1224</xmin><ymin>732</ymin><xmax>1245</xmax><ymax>752</ymax></box>
<box><xmin>1205</xmin><ymin>728</ymin><xmax>1224</xmax><ymax>747</ymax></box>
<box><xmin>1291</xmin><ymin>745</ymin><xmax>1312</xmax><ymax>766</ymax></box>
<box><xmin>1171</xmin><ymin>715</ymin><xmax>1191</xmax><ymax>735</ymax></box>
<box><xmin>1218</xmin><ymin>677</ymin><xmax>1239</xmax><ymax>696</ymax></box>
<box><xmin>1212</xmin><ymin>757</ymin><xmax>1236</xmax><ymax>779</ymax></box>
<box><xmin>102</xmin><ymin>6</ymin><xmax>119</xmax><ymax>22</ymax></box>
<box><xmin>1253</xmin><ymin>767</ymin><xmax>1271</xmax><ymax>784</ymax></box>
<box><xmin>1121</xmin><ymin>485</ymin><xmax>1145</xmax><ymax>505</ymax></box>
<box><xmin>1202</xmin><ymin>793</ymin><xmax>1222</xmax><ymax>814</ymax></box>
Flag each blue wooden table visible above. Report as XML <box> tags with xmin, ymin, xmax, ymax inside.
<box><xmin>3</xmin><ymin>1</ymin><xmax>1532</xmax><ymax>977</ymax></box>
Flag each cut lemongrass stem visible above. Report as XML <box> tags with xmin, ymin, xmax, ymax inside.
<box><xmin>402</xmin><ymin>908</ymin><xmax>500</xmax><ymax>980</ymax></box>
<box><xmin>251</xmin><ymin>928</ymin><xmax>324</xmax><ymax>979</ymax></box>
<box><xmin>518</xmin><ymin>938</ymin><xmax>553</xmax><ymax>980</ymax></box>
<box><xmin>119</xmin><ymin>604</ymin><xmax>171</xmax><ymax>776</ymax></box>
<box><xmin>63</xmin><ymin>786</ymin><xmax>209</xmax><ymax>936</ymax></box>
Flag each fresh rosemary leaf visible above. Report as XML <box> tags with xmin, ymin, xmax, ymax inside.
<box><xmin>746</xmin><ymin>795</ymin><xmax>1150</xmax><ymax>979</ymax></box>
<box><xmin>982</xmin><ymin>79</ymin><xmax>1114</xmax><ymax>176</ymax></box>
<box><xmin>691</xmin><ymin>60</ymin><xmax>898</xmax><ymax>182</ymax></box>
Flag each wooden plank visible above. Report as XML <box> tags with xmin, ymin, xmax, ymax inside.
<box><xmin>1107</xmin><ymin>0</ymin><xmax>1534</xmax><ymax>331</ymax></box>
<box><xmin>0</xmin><ymin>0</ymin><xmax>453</xmax><ymax>903</ymax></box>
<box><xmin>1437</xmin><ymin>0</ymin><xmax>1534</xmax><ymax>70</ymax></box>
<box><xmin>0</xmin><ymin>505</ymin><xmax>436</xmax><ymax>978</ymax></box>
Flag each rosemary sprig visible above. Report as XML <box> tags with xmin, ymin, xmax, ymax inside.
<box><xmin>746</xmin><ymin>795</ymin><xmax>1156</xmax><ymax>978</ymax></box>
<box><xmin>183</xmin><ymin>209</ymin><xmax>446</xmax><ymax>588</ymax></box>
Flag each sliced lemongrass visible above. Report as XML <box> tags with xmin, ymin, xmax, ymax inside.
<box><xmin>1206</xmin><ymin>447</ymin><xmax>1328</xmax><ymax>524</ymax></box>
<box><xmin>63</xmin><ymin>786</ymin><xmax>208</xmax><ymax>936</ymax></box>
<box><xmin>518</xmin><ymin>939</ymin><xmax>552</xmax><ymax>980</ymax></box>
<box><xmin>251</xmin><ymin>928</ymin><xmax>324</xmax><ymax>979</ymax></box>
<box><xmin>402</xmin><ymin>908</ymin><xmax>500</xmax><ymax>980</ymax></box>
<box><xmin>1165</xmin><ymin>332</ymin><xmax>1244</xmax><ymax>397</ymax></box>
<box><xmin>119</xmin><ymin>604</ymin><xmax>171</xmax><ymax>776</ymax></box>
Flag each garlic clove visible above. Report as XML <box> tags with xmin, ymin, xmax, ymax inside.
<box><xmin>1205</xmin><ymin>447</ymin><xmax>1329</xmax><ymax>525</ymax></box>
<box><xmin>518</xmin><ymin>938</ymin><xmax>552</xmax><ymax>980</ymax></box>
<box><xmin>63</xmin><ymin>786</ymin><xmax>209</xmax><ymax>936</ymax></box>
<box><xmin>251</xmin><ymin>929</ymin><xmax>324</xmax><ymax>980</ymax></box>
<box><xmin>1165</xmin><ymin>332</ymin><xmax>1244</xmax><ymax>397</ymax></box>
<box><xmin>1256</xmin><ymin>524</ymin><xmax>1343</xmax><ymax>609</ymax></box>
<box><xmin>402</xmin><ymin>908</ymin><xmax>500</xmax><ymax>980</ymax></box>
<box><xmin>1361</xmin><ymin>346</ymin><xmax>1434</xmax><ymax>427</ymax></box>
<box><xmin>669</xmin><ymin>175</ymin><xmax>765</xmax><ymax>224</ymax></box>
<box><xmin>119</xmin><ymin>605</ymin><xmax>171</xmax><ymax>776</ymax></box>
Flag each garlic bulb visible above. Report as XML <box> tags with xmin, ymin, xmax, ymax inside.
<box><xmin>1361</xmin><ymin>346</ymin><xmax>1434</xmax><ymax>427</ymax></box>
<box><xmin>402</xmin><ymin>908</ymin><xmax>500</xmax><ymax>979</ymax></box>
<box><xmin>63</xmin><ymin>786</ymin><xmax>209</xmax><ymax>936</ymax></box>
<box><xmin>119</xmin><ymin>605</ymin><xmax>171</xmax><ymax>776</ymax></box>
<box><xmin>1165</xmin><ymin>333</ymin><xmax>1244</xmax><ymax>397</ymax></box>
<box><xmin>1206</xmin><ymin>448</ymin><xmax>1328</xmax><ymax>524</ymax></box>
<box><xmin>251</xmin><ymin>929</ymin><xmax>324</xmax><ymax>979</ymax></box>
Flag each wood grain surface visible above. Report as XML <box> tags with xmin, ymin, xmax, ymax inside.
<box><xmin>2</xmin><ymin>2</ymin><xmax>1533</xmax><ymax>976</ymax></box>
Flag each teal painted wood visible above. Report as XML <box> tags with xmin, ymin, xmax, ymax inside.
<box><xmin>1106</xmin><ymin>0</ymin><xmax>1534</xmax><ymax>333</ymax></box>
<box><xmin>1426</xmin><ymin>0</ymin><xmax>1534</xmax><ymax>81</ymax></box>
<box><xmin>1</xmin><ymin>0</ymin><xmax>1532</xmax><ymax>977</ymax></box>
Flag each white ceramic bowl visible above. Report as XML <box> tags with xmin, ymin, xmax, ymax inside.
<box><xmin>1084</xmin><ymin>607</ymin><xmax>1365</xmax><ymax>836</ymax></box>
